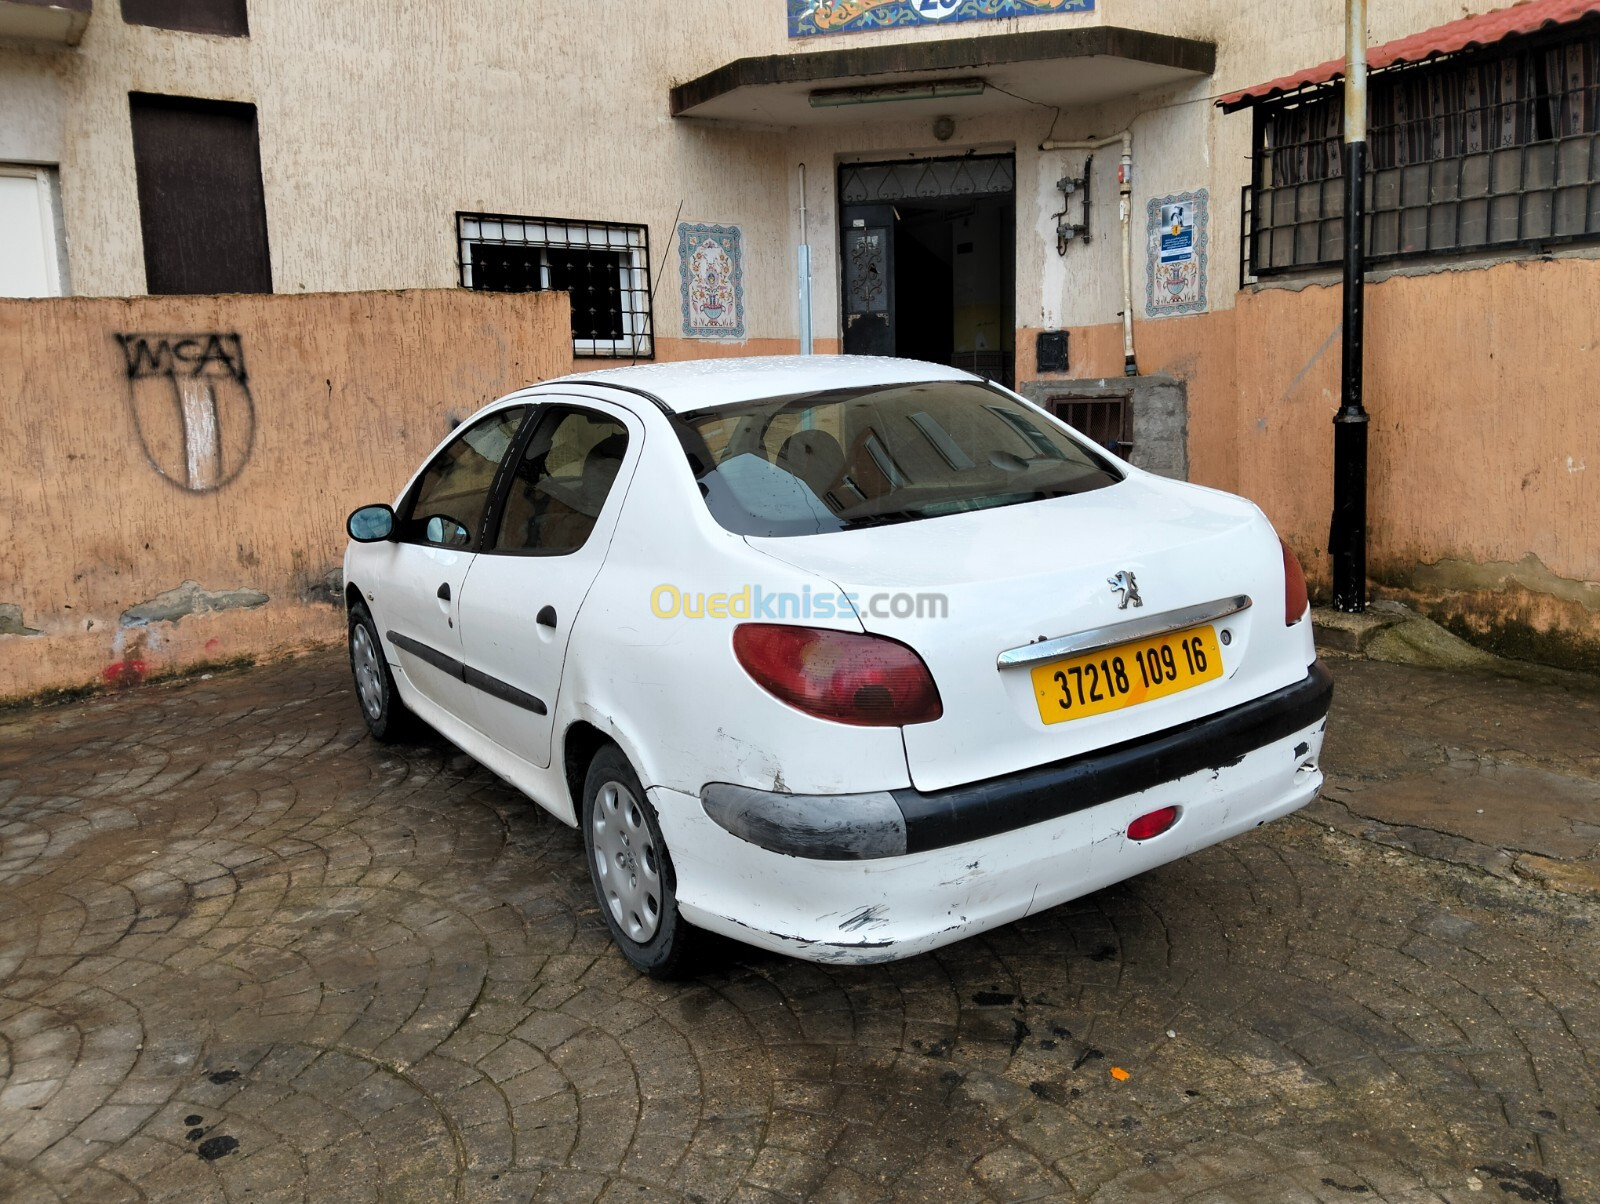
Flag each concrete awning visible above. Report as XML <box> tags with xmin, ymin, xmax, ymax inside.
<box><xmin>0</xmin><ymin>0</ymin><xmax>90</xmax><ymax>45</ymax></box>
<box><xmin>670</xmin><ymin>27</ymin><xmax>1214</xmax><ymax>127</ymax></box>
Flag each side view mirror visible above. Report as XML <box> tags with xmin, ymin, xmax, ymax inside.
<box><xmin>347</xmin><ymin>503</ymin><xmax>395</xmax><ymax>542</ymax></box>
<box><xmin>424</xmin><ymin>514</ymin><xmax>472</xmax><ymax>547</ymax></box>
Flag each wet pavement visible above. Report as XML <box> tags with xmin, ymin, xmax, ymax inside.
<box><xmin>0</xmin><ymin>651</ymin><xmax>1596</xmax><ymax>1203</ymax></box>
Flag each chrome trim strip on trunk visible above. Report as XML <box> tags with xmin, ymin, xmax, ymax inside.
<box><xmin>996</xmin><ymin>595</ymin><xmax>1253</xmax><ymax>669</ymax></box>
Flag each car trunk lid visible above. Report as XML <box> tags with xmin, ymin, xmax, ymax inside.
<box><xmin>748</xmin><ymin>476</ymin><xmax>1308</xmax><ymax>792</ymax></box>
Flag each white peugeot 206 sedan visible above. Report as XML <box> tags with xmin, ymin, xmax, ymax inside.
<box><xmin>343</xmin><ymin>356</ymin><xmax>1331</xmax><ymax>976</ymax></box>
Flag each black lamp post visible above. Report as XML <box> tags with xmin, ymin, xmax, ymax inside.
<box><xmin>1330</xmin><ymin>0</ymin><xmax>1370</xmax><ymax>612</ymax></box>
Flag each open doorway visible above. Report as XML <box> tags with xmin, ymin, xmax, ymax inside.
<box><xmin>839</xmin><ymin>154</ymin><xmax>1015</xmax><ymax>387</ymax></box>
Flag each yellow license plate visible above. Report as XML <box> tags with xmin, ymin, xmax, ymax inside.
<box><xmin>1031</xmin><ymin>624</ymin><xmax>1224</xmax><ymax>725</ymax></box>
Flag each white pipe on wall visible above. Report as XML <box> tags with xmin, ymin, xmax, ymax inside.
<box><xmin>1040</xmin><ymin>130</ymin><xmax>1138</xmax><ymax>376</ymax></box>
<box><xmin>797</xmin><ymin>162</ymin><xmax>814</xmax><ymax>355</ymax></box>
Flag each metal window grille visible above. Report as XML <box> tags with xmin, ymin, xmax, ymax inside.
<box><xmin>839</xmin><ymin>155</ymin><xmax>1015</xmax><ymax>203</ymax></box>
<box><xmin>950</xmin><ymin>350</ymin><xmax>1015</xmax><ymax>390</ymax></box>
<box><xmin>457</xmin><ymin>213</ymin><xmax>653</xmax><ymax>358</ymax></box>
<box><xmin>1239</xmin><ymin>185</ymin><xmax>1257</xmax><ymax>286</ymax></box>
<box><xmin>1046</xmin><ymin>396</ymin><xmax>1132</xmax><ymax>458</ymax></box>
<box><xmin>1246</xmin><ymin>22</ymin><xmax>1600</xmax><ymax>276</ymax></box>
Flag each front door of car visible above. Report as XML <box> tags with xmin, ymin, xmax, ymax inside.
<box><xmin>377</xmin><ymin>405</ymin><xmax>529</xmax><ymax>721</ymax></box>
<box><xmin>456</xmin><ymin>399</ymin><xmax>639</xmax><ymax>771</ymax></box>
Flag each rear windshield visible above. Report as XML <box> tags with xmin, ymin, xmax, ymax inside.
<box><xmin>675</xmin><ymin>380</ymin><xmax>1122</xmax><ymax>537</ymax></box>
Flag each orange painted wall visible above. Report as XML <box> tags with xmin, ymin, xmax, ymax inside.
<box><xmin>0</xmin><ymin>289</ymin><xmax>570</xmax><ymax>703</ymax></box>
<box><xmin>1018</xmin><ymin>313</ymin><xmax>1240</xmax><ymax>492</ymax></box>
<box><xmin>1022</xmin><ymin>256</ymin><xmax>1600</xmax><ymax>665</ymax></box>
<box><xmin>1234</xmin><ymin>261</ymin><xmax>1600</xmax><ymax>664</ymax></box>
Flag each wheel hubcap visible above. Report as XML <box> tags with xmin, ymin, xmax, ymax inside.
<box><xmin>350</xmin><ymin>623</ymin><xmax>385</xmax><ymax>720</ymax></box>
<box><xmin>591</xmin><ymin>780</ymin><xmax>662</xmax><ymax>943</ymax></box>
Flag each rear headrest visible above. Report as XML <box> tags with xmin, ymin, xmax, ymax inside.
<box><xmin>580</xmin><ymin>433</ymin><xmax>628</xmax><ymax>501</ymax></box>
<box><xmin>776</xmin><ymin>430</ymin><xmax>845</xmax><ymax>487</ymax></box>
<box><xmin>585</xmin><ymin>433</ymin><xmax>628</xmax><ymax>471</ymax></box>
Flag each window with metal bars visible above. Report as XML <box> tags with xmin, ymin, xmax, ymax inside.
<box><xmin>457</xmin><ymin>213</ymin><xmax>652</xmax><ymax>358</ymax></box>
<box><xmin>1045</xmin><ymin>395</ymin><xmax>1132</xmax><ymax>458</ymax></box>
<box><xmin>1244</xmin><ymin>21</ymin><xmax>1600</xmax><ymax>278</ymax></box>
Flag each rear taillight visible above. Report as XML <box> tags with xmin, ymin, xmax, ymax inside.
<box><xmin>732</xmin><ymin>624</ymin><xmax>943</xmax><ymax>727</ymax></box>
<box><xmin>1281</xmin><ymin>539</ymin><xmax>1309</xmax><ymax>625</ymax></box>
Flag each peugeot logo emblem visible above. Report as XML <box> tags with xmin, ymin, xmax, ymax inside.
<box><xmin>1108</xmin><ymin>570</ymin><xmax>1143</xmax><ymax>610</ymax></box>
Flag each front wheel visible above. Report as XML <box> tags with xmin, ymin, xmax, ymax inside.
<box><xmin>581</xmin><ymin>745</ymin><xmax>706</xmax><ymax>978</ymax></box>
<box><xmin>347</xmin><ymin>601</ymin><xmax>415</xmax><ymax>742</ymax></box>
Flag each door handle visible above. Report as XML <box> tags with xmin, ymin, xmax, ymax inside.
<box><xmin>437</xmin><ymin>583</ymin><xmax>451</xmax><ymax>601</ymax></box>
<box><xmin>536</xmin><ymin>605</ymin><xmax>557</xmax><ymax>629</ymax></box>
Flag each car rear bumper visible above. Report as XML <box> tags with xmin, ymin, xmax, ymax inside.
<box><xmin>701</xmin><ymin>660</ymin><xmax>1333</xmax><ymax>859</ymax></box>
<box><xmin>654</xmin><ymin>663</ymin><xmax>1332</xmax><ymax>965</ymax></box>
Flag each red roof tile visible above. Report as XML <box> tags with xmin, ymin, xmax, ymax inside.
<box><xmin>1218</xmin><ymin>0</ymin><xmax>1600</xmax><ymax>110</ymax></box>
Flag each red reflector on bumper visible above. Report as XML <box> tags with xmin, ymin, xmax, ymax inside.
<box><xmin>1127</xmin><ymin>806</ymin><xmax>1180</xmax><ymax>841</ymax></box>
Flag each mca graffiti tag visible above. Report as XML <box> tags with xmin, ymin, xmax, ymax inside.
<box><xmin>116</xmin><ymin>332</ymin><xmax>256</xmax><ymax>492</ymax></box>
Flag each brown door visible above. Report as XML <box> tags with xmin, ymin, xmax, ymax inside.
<box><xmin>121</xmin><ymin>0</ymin><xmax>248</xmax><ymax>36</ymax></box>
<box><xmin>130</xmin><ymin>93</ymin><xmax>272</xmax><ymax>295</ymax></box>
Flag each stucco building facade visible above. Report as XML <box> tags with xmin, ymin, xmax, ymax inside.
<box><xmin>3</xmin><ymin>0</ymin><xmax>1598</xmax><ymax>671</ymax></box>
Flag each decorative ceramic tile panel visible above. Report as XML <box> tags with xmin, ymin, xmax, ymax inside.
<box><xmin>1145</xmin><ymin>189</ymin><xmax>1210</xmax><ymax>318</ymax></box>
<box><xmin>677</xmin><ymin>223</ymin><xmax>745</xmax><ymax>339</ymax></box>
<box><xmin>789</xmin><ymin>0</ymin><xmax>1093</xmax><ymax>38</ymax></box>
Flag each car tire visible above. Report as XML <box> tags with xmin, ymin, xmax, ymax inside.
<box><xmin>582</xmin><ymin>744</ymin><xmax>706</xmax><ymax>979</ymax></box>
<box><xmin>347</xmin><ymin>601</ymin><xmax>415</xmax><ymax>743</ymax></box>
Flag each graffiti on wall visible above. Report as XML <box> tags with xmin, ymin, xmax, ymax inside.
<box><xmin>788</xmin><ymin>0</ymin><xmax>1092</xmax><ymax>37</ymax></box>
<box><xmin>678</xmin><ymin>223</ymin><xmax>746</xmax><ymax>339</ymax></box>
<box><xmin>116</xmin><ymin>333</ymin><xmax>256</xmax><ymax>492</ymax></box>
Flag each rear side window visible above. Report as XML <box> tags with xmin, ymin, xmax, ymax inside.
<box><xmin>676</xmin><ymin>381</ymin><xmax>1121</xmax><ymax>537</ymax></box>
<box><xmin>493</xmin><ymin>407</ymin><xmax>630</xmax><ymax>554</ymax></box>
<box><xmin>399</xmin><ymin>407</ymin><xmax>528</xmax><ymax>549</ymax></box>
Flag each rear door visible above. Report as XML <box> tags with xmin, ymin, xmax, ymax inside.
<box><xmin>455</xmin><ymin>398</ymin><xmax>640</xmax><ymax>770</ymax></box>
<box><xmin>376</xmin><ymin>406</ymin><xmax>529</xmax><ymax>721</ymax></box>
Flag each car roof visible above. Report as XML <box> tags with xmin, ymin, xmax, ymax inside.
<box><xmin>540</xmin><ymin>355</ymin><xmax>978</xmax><ymax>414</ymax></box>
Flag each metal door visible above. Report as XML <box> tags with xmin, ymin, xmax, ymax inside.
<box><xmin>840</xmin><ymin>204</ymin><xmax>894</xmax><ymax>357</ymax></box>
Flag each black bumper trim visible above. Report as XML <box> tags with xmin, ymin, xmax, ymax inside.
<box><xmin>893</xmin><ymin>661</ymin><xmax>1334</xmax><ymax>854</ymax></box>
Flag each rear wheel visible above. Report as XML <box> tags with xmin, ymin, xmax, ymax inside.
<box><xmin>581</xmin><ymin>744</ymin><xmax>705</xmax><ymax>978</ymax></box>
<box><xmin>348</xmin><ymin>601</ymin><xmax>415</xmax><ymax>742</ymax></box>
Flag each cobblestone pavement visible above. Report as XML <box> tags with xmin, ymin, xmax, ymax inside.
<box><xmin>0</xmin><ymin>652</ymin><xmax>1596</xmax><ymax>1204</ymax></box>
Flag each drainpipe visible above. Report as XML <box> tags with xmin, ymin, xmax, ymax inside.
<box><xmin>1331</xmin><ymin>0</ymin><xmax>1369</xmax><ymax>611</ymax></box>
<box><xmin>1040</xmin><ymin>130</ymin><xmax>1138</xmax><ymax>376</ymax></box>
<box><xmin>797</xmin><ymin>163</ymin><xmax>815</xmax><ymax>356</ymax></box>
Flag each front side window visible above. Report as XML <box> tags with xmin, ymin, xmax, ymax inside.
<box><xmin>493</xmin><ymin>407</ymin><xmax>630</xmax><ymax>554</ymax></box>
<box><xmin>457</xmin><ymin>213</ymin><xmax>652</xmax><ymax>358</ymax></box>
<box><xmin>399</xmin><ymin>407</ymin><xmax>528</xmax><ymax>549</ymax></box>
<box><xmin>676</xmin><ymin>381</ymin><xmax>1120</xmax><ymax>538</ymax></box>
